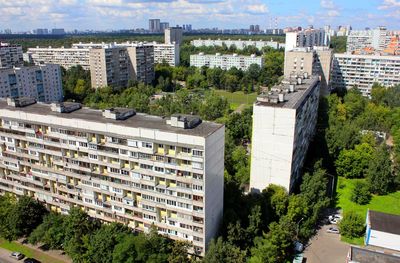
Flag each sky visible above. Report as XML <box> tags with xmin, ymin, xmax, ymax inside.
<box><xmin>0</xmin><ymin>0</ymin><xmax>399</xmax><ymax>32</ymax></box>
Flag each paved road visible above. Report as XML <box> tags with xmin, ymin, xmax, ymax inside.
<box><xmin>0</xmin><ymin>247</ymin><xmax>16</xmax><ymax>263</ymax></box>
<box><xmin>303</xmin><ymin>224</ymin><xmax>349</xmax><ymax>263</ymax></box>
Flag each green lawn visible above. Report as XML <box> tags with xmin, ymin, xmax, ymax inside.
<box><xmin>214</xmin><ymin>90</ymin><xmax>258</xmax><ymax>109</ymax></box>
<box><xmin>336</xmin><ymin>177</ymin><xmax>400</xmax><ymax>244</ymax></box>
<box><xmin>0</xmin><ymin>239</ymin><xmax>67</xmax><ymax>263</ymax></box>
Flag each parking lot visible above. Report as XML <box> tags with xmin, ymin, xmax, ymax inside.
<box><xmin>303</xmin><ymin>218</ymin><xmax>350</xmax><ymax>263</ymax></box>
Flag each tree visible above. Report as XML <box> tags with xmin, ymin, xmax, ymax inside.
<box><xmin>168</xmin><ymin>241</ymin><xmax>194</xmax><ymax>263</ymax></box>
<box><xmin>28</xmin><ymin>212</ymin><xmax>66</xmax><ymax>249</ymax></box>
<box><xmin>6</xmin><ymin>196</ymin><xmax>47</xmax><ymax>240</ymax></box>
<box><xmin>112</xmin><ymin>234</ymin><xmax>137</xmax><ymax>263</ymax></box>
<box><xmin>262</xmin><ymin>185</ymin><xmax>289</xmax><ymax>220</ymax></box>
<box><xmin>367</xmin><ymin>146</ymin><xmax>394</xmax><ymax>195</ymax></box>
<box><xmin>335</xmin><ymin>143</ymin><xmax>374</xmax><ymax>178</ymax></box>
<box><xmin>339</xmin><ymin>211</ymin><xmax>365</xmax><ymax>239</ymax></box>
<box><xmin>203</xmin><ymin>237</ymin><xmax>246</xmax><ymax>263</ymax></box>
<box><xmin>350</xmin><ymin>181</ymin><xmax>371</xmax><ymax>205</ymax></box>
<box><xmin>0</xmin><ymin>194</ymin><xmax>16</xmax><ymax>240</ymax></box>
<box><xmin>200</xmin><ymin>91</ymin><xmax>229</xmax><ymax>120</ymax></box>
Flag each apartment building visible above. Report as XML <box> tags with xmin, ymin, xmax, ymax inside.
<box><xmin>26</xmin><ymin>46</ymin><xmax>91</xmax><ymax>70</ymax></box>
<box><xmin>0</xmin><ymin>43</ymin><xmax>23</xmax><ymax>68</ymax></box>
<box><xmin>190</xmin><ymin>53</ymin><xmax>264</xmax><ymax>71</ymax></box>
<box><xmin>250</xmin><ymin>75</ymin><xmax>320</xmax><ymax>193</ymax></box>
<box><xmin>191</xmin><ymin>39</ymin><xmax>282</xmax><ymax>50</ymax></box>
<box><xmin>149</xmin><ymin>19</ymin><xmax>161</xmax><ymax>33</ymax></box>
<box><xmin>285</xmin><ymin>29</ymin><xmax>327</xmax><ymax>52</ymax></box>
<box><xmin>0</xmin><ymin>64</ymin><xmax>63</xmax><ymax>102</ymax></box>
<box><xmin>165</xmin><ymin>27</ymin><xmax>183</xmax><ymax>45</ymax></box>
<box><xmin>153</xmin><ymin>43</ymin><xmax>180</xmax><ymax>66</ymax></box>
<box><xmin>346</xmin><ymin>26</ymin><xmax>395</xmax><ymax>53</ymax></box>
<box><xmin>331</xmin><ymin>54</ymin><xmax>400</xmax><ymax>96</ymax></box>
<box><xmin>0</xmin><ymin>98</ymin><xmax>225</xmax><ymax>255</ymax></box>
<box><xmin>89</xmin><ymin>44</ymin><xmax>154</xmax><ymax>89</ymax></box>
<box><xmin>284</xmin><ymin>47</ymin><xmax>333</xmax><ymax>93</ymax></box>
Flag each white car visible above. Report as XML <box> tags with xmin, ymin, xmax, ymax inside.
<box><xmin>326</xmin><ymin>227</ymin><xmax>340</xmax><ymax>234</ymax></box>
<box><xmin>10</xmin><ymin>252</ymin><xmax>25</xmax><ymax>260</ymax></box>
<box><xmin>329</xmin><ymin>214</ymin><xmax>342</xmax><ymax>224</ymax></box>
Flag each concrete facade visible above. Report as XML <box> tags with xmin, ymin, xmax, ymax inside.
<box><xmin>27</xmin><ymin>47</ymin><xmax>91</xmax><ymax>70</ymax></box>
<box><xmin>165</xmin><ymin>27</ymin><xmax>183</xmax><ymax>45</ymax></box>
<box><xmin>0</xmin><ymin>65</ymin><xmax>63</xmax><ymax>102</ymax></box>
<box><xmin>191</xmin><ymin>39</ymin><xmax>283</xmax><ymax>50</ymax></box>
<box><xmin>0</xmin><ymin>99</ymin><xmax>225</xmax><ymax>255</ymax></box>
<box><xmin>0</xmin><ymin>43</ymin><xmax>23</xmax><ymax>69</ymax></box>
<box><xmin>250</xmin><ymin>76</ymin><xmax>320</xmax><ymax>193</ymax></box>
<box><xmin>331</xmin><ymin>53</ymin><xmax>400</xmax><ymax>96</ymax></box>
<box><xmin>190</xmin><ymin>53</ymin><xmax>264</xmax><ymax>71</ymax></box>
<box><xmin>285</xmin><ymin>29</ymin><xmax>327</xmax><ymax>52</ymax></box>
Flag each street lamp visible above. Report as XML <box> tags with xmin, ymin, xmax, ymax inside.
<box><xmin>296</xmin><ymin>217</ymin><xmax>304</xmax><ymax>238</ymax></box>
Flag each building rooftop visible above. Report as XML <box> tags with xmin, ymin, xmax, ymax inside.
<box><xmin>0</xmin><ymin>99</ymin><xmax>223</xmax><ymax>138</ymax></box>
<box><xmin>255</xmin><ymin>75</ymin><xmax>320</xmax><ymax>109</ymax></box>
<box><xmin>368</xmin><ymin>210</ymin><xmax>400</xmax><ymax>235</ymax></box>
<box><xmin>348</xmin><ymin>246</ymin><xmax>400</xmax><ymax>263</ymax></box>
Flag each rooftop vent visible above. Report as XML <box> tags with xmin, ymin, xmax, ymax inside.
<box><xmin>7</xmin><ymin>97</ymin><xmax>36</xmax><ymax>108</ymax></box>
<box><xmin>102</xmin><ymin>108</ymin><xmax>136</xmax><ymax>120</ymax></box>
<box><xmin>167</xmin><ymin>114</ymin><xmax>202</xmax><ymax>129</ymax></box>
<box><xmin>257</xmin><ymin>93</ymin><xmax>285</xmax><ymax>104</ymax></box>
<box><xmin>51</xmin><ymin>102</ymin><xmax>82</xmax><ymax>113</ymax></box>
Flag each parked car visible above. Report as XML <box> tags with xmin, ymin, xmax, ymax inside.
<box><xmin>10</xmin><ymin>252</ymin><xmax>25</xmax><ymax>260</ymax></box>
<box><xmin>329</xmin><ymin>214</ymin><xmax>342</xmax><ymax>224</ymax></box>
<box><xmin>326</xmin><ymin>227</ymin><xmax>340</xmax><ymax>234</ymax></box>
<box><xmin>23</xmin><ymin>258</ymin><xmax>41</xmax><ymax>263</ymax></box>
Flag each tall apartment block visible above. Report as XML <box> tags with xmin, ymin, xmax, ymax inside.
<box><xmin>0</xmin><ymin>43</ymin><xmax>23</xmax><ymax>68</ymax></box>
<box><xmin>153</xmin><ymin>43</ymin><xmax>180</xmax><ymax>66</ymax></box>
<box><xmin>191</xmin><ymin>39</ymin><xmax>283</xmax><ymax>50</ymax></box>
<box><xmin>0</xmin><ymin>64</ymin><xmax>63</xmax><ymax>102</ymax></box>
<box><xmin>27</xmin><ymin>46</ymin><xmax>91</xmax><ymax>70</ymax></box>
<box><xmin>250</xmin><ymin>75</ymin><xmax>320</xmax><ymax>193</ymax></box>
<box><xmin>331</xmin><ymin>54</ymin><xmax>400</xmax><ymax>96</ymax></box>
<box><xmin>149</xmin><ymin>19</ymin><xmax>161</xmax><ymax>33</ymax></box>
<box><xmin>285</xmin><ymin>29</ymin><xmax>327</xmax><ymax>52</ymax></box>
<box><xmin>284</xmin><ymin>47</ymin><xmax>333</xmax><ymax>94</ymax></box>
<box><xmin>0</xmin><ymin>98</ymin><xmax>225</xmax><ymax>255</ymax></box>
<box><xmin>190</xmin><ymin>53</ymin><xmax>264</xmax><ymax>71</ymax></box>
<box><xmin>89</xmin><ymin>44</ymin><xmax>154</xmax><ymax>89</ymax></box>
<box><xmin>165</xmin><ymin>27</ymin><xmax>183</xmax><ymax>45</ymax></box>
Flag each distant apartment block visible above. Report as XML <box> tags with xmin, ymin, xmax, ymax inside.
<box><xmin>250</xmin><ymin>75</ymin><xmax>320</xmax><ymax>193</ymax></box>
<box><xmin>285</xmin><ymin>28</ymin><xmax>327</xmax><ymax>52</ymax></box>
<box><xmin>153</xmin><ymin>43</ymin><xmax>180</xmax><ymax>66</ymax></box>
<box><xmin>191</xmin><ymin>39</ymin><xmax>283</xmax><ymax>50</ymax></box>
<box><xmin>0</xmin><ymin>64</ymin><xmax>63</xmax><ymax>102</ymax></box>
<box><xmin>27</xmin><ymin>46</ymin><xmax>91</xmax><ymax>70</ymax></box>
<box><xmin>89</xmin><ymin>44</ymin><xmax>154</xmax><ymax>89</ymax></box>
<box><xmin>165</xmin><ymin>27</ymin><xmax>183</xmax><ymax>45</ymax></box>
<box><xmin>149</xmin><ymin>19</ymin><xmax>161</xmax><ymax>33</ymax></box>
<box><xmin>0</xmin><ymin>43</ymin><xmax>24</xmax><ymax>68</ymax></box>
<box><xmin>284</xmin><ymin>47</ymin><xmax>333</xmax><ymax>93</ymax></box>
<box><xmin>190</xmin><ymin>53</ymin><xmax>264</xmax><ymax>71</ymax></box>
<box><xmin>331</xmin><ymin>53</ymin><xmax>400</xmax><ymax>96</ymax></box>
<box><xmin>346</xmin><ymin>26</ymin><xmax>397</xmax><ymax>53</ymax></box>
<box><xmin>0</xmin><ymin>98</ymin><xmax>225</xmax><ymax>255</ymax></box>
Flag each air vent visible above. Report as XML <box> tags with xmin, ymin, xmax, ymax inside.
<box><xmin>6</xmin><ymin>97</ymin><xmax>36</xmax><ymax>107</ymax></box>
<box><xmin>167</xmin><ymin>114</ymin><xmax>202</xmax><ymax>129</ymax></box>
<box><xmin>51</xmin><ymin>102</ymin><xmax>82</xmax><ymax>113</ymax></box>
<box><xmin>102</xmin><ymin>108</ymin><xmax>136</xmax><ymax>120</ymax></box>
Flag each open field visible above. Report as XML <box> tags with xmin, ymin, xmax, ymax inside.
<box><xmin>335</xmin><ymin>177</ymin><xmax>400</xmax><ymax>245</ymax></box>
<box><xmin>214</xmin><ymin>90</ymin><xmax>257</xmax><ymax>110</ymax></box>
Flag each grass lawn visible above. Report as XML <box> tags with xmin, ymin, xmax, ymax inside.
<box><xmin>214</xmin><ymin>90</ymin><xmax>258</xmax><ymax>108</ymax></box>
<box><xmin>0</xmin><ymin>238</ymin><xmax>66</xmax><ymax>263</ymax></box>
<box><xmin>336</xmin><ymin>177</ymin><xmax>400</xmax><ymax>245</ymax></box>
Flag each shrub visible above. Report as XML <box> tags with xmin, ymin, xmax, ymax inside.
<box><xmin>350</xmin><ymin>181</ymin><xmax>371</xmax><ymax>205</ymax></box>
<box><xmin>339</xmin><ymin>211</ymin><xmax>365</xmax><ymax>238</ymax></box>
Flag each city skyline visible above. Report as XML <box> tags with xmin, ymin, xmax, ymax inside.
<box><xmin>0</xmin><ymin>0</ymin><xmax>399</xmax><ymax>32</ymax></box>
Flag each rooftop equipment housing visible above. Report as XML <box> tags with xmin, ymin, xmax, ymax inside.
<box><xmin>167</xmin><ymin>114</ymin><xmax>202</xmax><ymax>129</ymax></box>
<box><xmin>51</xmin><ymin>102</ymin><xmax>82</xmax><ymax>113</ymax></box>
<box><xmin>6</xmin><ymin>97</ymin><xmax>37</xmax><ymax>108</ymax></box>
<box><xmin>102</xmin><ymin>108</ymin><xmax>136</xmax><ymax>120</ymax></box>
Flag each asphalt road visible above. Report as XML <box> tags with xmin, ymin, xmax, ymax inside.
<box><xmin>0</xmin><ymin>248</ymin><xmax>16</xmax><ymax>263</ymax></box>
<box><xmin>303</xmin><ymin>223</ymin><xmax>349</xmax><ymax>263</ymax></box>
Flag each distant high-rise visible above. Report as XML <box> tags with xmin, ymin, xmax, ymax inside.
<box><xmin>165</xmin><ymin>27</ymin><xmax>183</xmax><ymax>45</ymax></box>
<box><xmin>160</xmin><ymin>22</ymin><xmax>169</xmax><ymax>32</ymax></box>
<box><xmin>33</xmin><ymin>28</ymin><xmax>48</xmax><ymax>35</ymax></box>
<box><xmin>285</xmin><ymin>28</ymin><xmax>327</xmax><ymax>52</ymax></box>
<box><xmin>51</xmin><ymin>28</ymin><xmax>65</xmax><ymax>35</ymax></box>
<box><xmin>149</xmin><ymin>19</ymin><xmax>161</xmax><ymax>33</ymax></box>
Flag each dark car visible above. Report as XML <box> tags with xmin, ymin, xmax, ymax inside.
<box><xmin>23</xmin><ymin>258</ymin><xmax>41</xmax><ymax>263</ymax></box>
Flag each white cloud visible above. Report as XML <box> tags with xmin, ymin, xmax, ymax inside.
<box><xmin>320</xmin><ymin>0</ymin><xmax>334</xmax><ymax>9</ymax></box>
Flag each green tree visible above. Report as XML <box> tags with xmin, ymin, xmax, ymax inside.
<box><xmin>350</xmin><ymin>181</ymin><xmax>371</xmax><ymax>205</ymax></box>
<box><xmin>0</xmin><ymin>194</ymin><xmax>16</xmax><ymax>240</ymax></box>
<box><xmin>112</xmin><ymin>234</ymin><xmax>137</xmax><ymax>263</ymax></box>
<box><xmin>28</xmin><ymin>212</ymin><xmax>66</xmax><ymax>249</ymax></box>
<box><xmin>335</xmin><ymin>143</ymin><xmax>374</xmax><ymax>178</ymax></box>
<box><xmin>203</xmin><ymin>237</ymin><xmax>246</xmax><ymax>263</ymax></box>
<box><xmin>168</xmin><ymin>241</ymin><xmax>194</xmax><ymax>263</ymax></box>
<box><xmin>339</xmin><ymin>211</ymin><xmax>365</xmax><ymax>238</ymax></box>
<box><xmin>200</xmin><ymin>91</ymin><xmax>229</xmax><ymax>120</ymax></box>
<box><xmin>367</xmin><ymin>146</ymin><xmax>394</xmax><ymax>195</ymax></box>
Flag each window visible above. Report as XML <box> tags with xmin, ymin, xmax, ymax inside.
<box><xmin>140</xmin><ymin>164</ymin><xmax>153</xmax><ymax>170</ymax></box>
<box><xmin>143</xmin><ymin>214</ymin><xmax>156</xmax><ymax>221</ymax></box>
<box><xmin>142</xmin><ymin>194</ymin><xmax>155</xmax><ymax>201</ymax></box>
<box><xmin>192</xmin><ymin>162</ymin><xmax>203</xmax><ymax>169</ymax></box>
<box><xmin>192</xmin><ymin>150</ymin><xmax>203</xmax><ymax>157</ymax></box>
<box><xmin>178</xmin><ymin>202</ymin><xmax>192</xmax><ymax>210</ymax></box>
<box><xmin>132</xmin><ymin>172</ymin><xmax>141</xmax><ymax>180</ymax></box>
<box><xmin>167</xmin><ymin>200</ymin><xmax>176</xmax><ymax>206</ymax></box>
<box><xmin>142</xmin><ymin>204</ymin><xmax>155</xmax><ymax>211</ymax></box>
<box><xmin>121</xmin><ymin>170</ymin><xmax>129</xmax><ymax>176</ymax></box>
<box><xmin>120</xmin><ymin>149</ymin><xmax>128</xmax><ymax>155</ymax></box>
<box><xmin>141</xmin><ymin>142</ymin><xmax>153</xmax><ymax>148</ymax></box>
<box><xmin>128</xmin><ymin>139</ymin><xmax>138</xmax><ymax>147</ymax></box>
<box><xmin>89</xmin><ymin>144</ymin><xmax>97</xmax><ymax>150</ymax></box>
<box><xmin>154</xmin><ymin>167</ymin><xmax>164</xmax><ymax>173</ymax></box>
<box><xmin>193</xmin><ymin>185</ymin><xmax>203</xmax><ymax>191</ymax></box>
<box><xmin>109</xmin><ymin>168</ymin><xmax>120</xmax><ymax>174</ymax></box>
<box><xmin>68</xmin><ymin>140</ymin><xmax>76</xmax><ymax>146</ymax></box>
<box><xmin>169</xmin><ymin>145</ymin><xmax>176</xmax><ymax>150</ymax></box>
<box><xmin>130</xmin><ymin>151</ymin><xmax>138</xmax><ymax>158</ymax></box>
<box><xmin>193</xmin><ymin>173</ymin><xmax>203</xmax><ymax>180</ymax></box>
<box><xmin>79</xmin><ymin>142</ymin><xmax>88</xmax><ymax>147</ymax></box>
<box><xmin>112</xmin><ymin>187</ymin><xmax>122</xmax><ymax>193</ymax></box>
<box><xmin>193</xmin><ymin>206</ymin><xmax>203</xmax><ymax>212</ymax></box>
<box><xmin>181</xmin><ymin>147</ymin><xmax>191</xmax><ymax>153</ymax></box>
<box><xmin>89</xmin><ymin>154</ymin><xmax>98</xmax><ymax>160</ymax></box>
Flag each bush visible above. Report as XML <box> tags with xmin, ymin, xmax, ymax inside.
<box><xmin>350</xmin><ymin>181</ymin><xmax>371</xmax><ymax>205</ymax></box>
<box><xmin>339</xmin><ymin>211</ymin><xmax>365</xmax><ymax>238</ymax></box>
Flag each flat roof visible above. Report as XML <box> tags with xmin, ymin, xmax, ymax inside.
<box><xmin>349</xmin><ymin>246</ymin><xmax>400</xmax><ymax>263</ymax></box>
<box><xmin>255</xmin><ymin>76</ymin><xmax>319</xmax><ymax>109</ymax></box>
<box><xmin>369</xmin><ymin>210</ymin><xmax>400</xmax><ymax>235</ymax></box>
<box><xmin>0</xmin><ymin>99</ymin><xmax>223</xmax><ymax>138</ymax></box>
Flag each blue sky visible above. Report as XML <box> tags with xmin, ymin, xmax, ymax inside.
<box><xmin>0</xmin><ymin>0</ymin><xmax>399</xmax><ymax>31</ymax></box>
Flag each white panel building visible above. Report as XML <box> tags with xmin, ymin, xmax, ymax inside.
<box><xmin>190</xmin><ymin>53</ymin><xmax>264</xmax><ymax>71</ymax></box>
<box><xmin>365</xmin><ymin>210</ymin><xmax>400</xmax><ymax>251</ymax></box>
<box><xmin>0</xmin><ymin>64</ymin><xmax>63</xmax><ymax>102</ymax></box>
<box><xmin>285</xmin><ymin>29</ymin><xmax>327</xmax><ymax>52</ymax></box>
<box><xmin>0</xmin><ymin>98</ymin><xmax>225</xmax><ymax>255</ymax></box>
<box><xmin>250</xmin><ymin>76</ymin><xmax>320</xmax><ymax>193</ymax></box>
<box><xmin>331</xmin><ymin>53</ymin><xmax>400</xmax><ymax>96</ymax></box>
<box><xmin>0</xmin><ymin>43</ymin><xmax>24</xmax><ymax>68</ymax></box>
<box><xmin>191</xmin><ymin>39</ymin><xmax>282</xmax><ymax>50</ymax></box>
